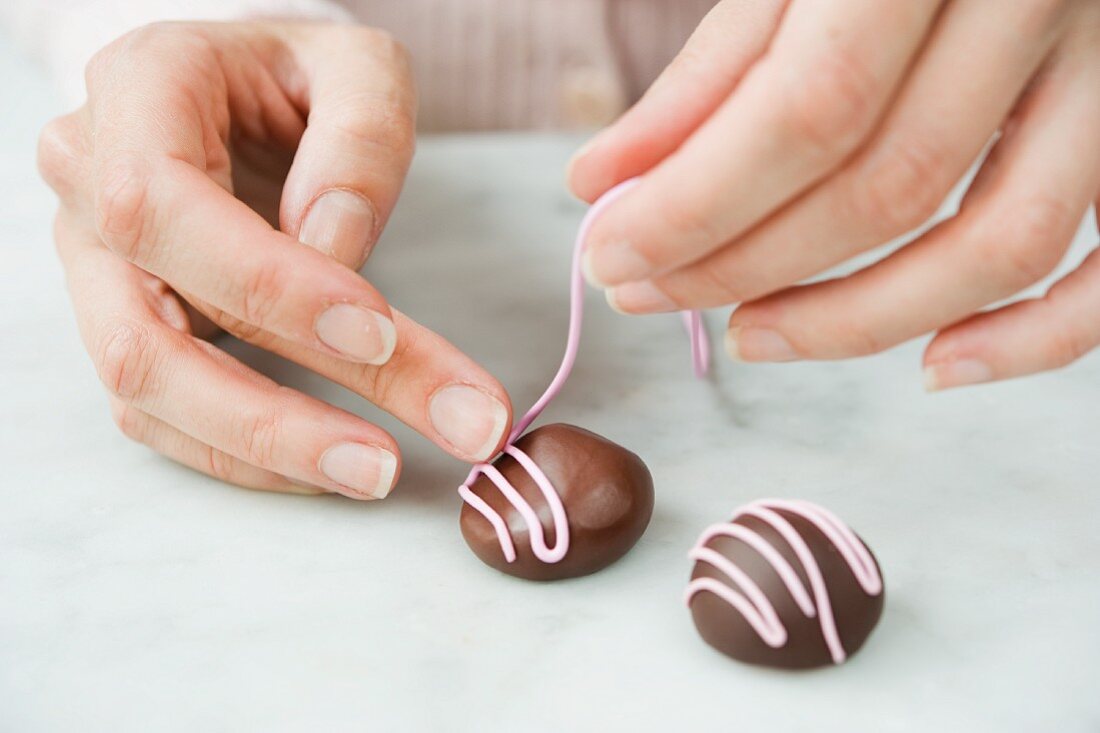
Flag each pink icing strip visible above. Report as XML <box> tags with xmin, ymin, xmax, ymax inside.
<box><xmin>685</xmin><ymin>575</ymin><xmax>787</xmax><ymax>648</ymax></box>
<box><xmin>500</xmin><ymin>444</ymin><xmax>569</xmax><ymax>563</ymax></box>
<box><xmin>685</xmin><ymin>499</ymin><xmax>883</xmax><ymax>664</ymax></box>
<box><xmin>459</xmin><ymin>178</ymin><xmax>708</xmax><ymax>564</ymax></box>
<box><xmin>457</xmin><ymin>483</ymin><xmax>517</xmax><ymax>562</ymax></box>
<box><xmin>688</xmin><ymin>523</ymin><xmax>816</xmax><ymax>617</ymax></box>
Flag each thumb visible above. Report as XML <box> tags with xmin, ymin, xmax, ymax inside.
<box><xmin>279</xmin><ymin>24</ymin><xmax>417</xmax><ymax>269</ymax></box>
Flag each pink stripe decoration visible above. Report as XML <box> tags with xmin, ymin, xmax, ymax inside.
<box><xmin>684</xmin><ymin>499</ymin><xmax>882</xmax><ymax>664</ymax></box>
<box><xmin>459</xmin><ymin>178</ymin><xmax>708</xmax><ymax>565</ymax></box>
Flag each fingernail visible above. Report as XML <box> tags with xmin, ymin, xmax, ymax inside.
<box><xmin>315</xmin><ymin>303</ymin><xmax>396</xmax><ymax>365</ymax></box>
<box><xmin>300</xmin><ymin>189</ymin><xmax>378</xmax><ymax>264</ymax></box>
<box><xmin>429</xmin><ymin>385</ymin><xmax>509</xmax><ymax>462</ymax></box>
<box><xmin>319</xmin><ymin>442</ymin><xmax>398</xmax><ymax>500</ymax></box>
<box><xmin>725</xmin><ymin>326</ymin><xmax>799</xmax><ymax>362</ymax></box>
<box><xmin>606</xmin><ymin>280</ymin><xmax>676</xmax><ymax>314</ymax></box>
<box><xmin>584</xmin><ymin>240</ymin><xmax>651</xmax><ymax>287</ymax></box>
<box><xmin>923</xmin><ymin>359</ymin><xmax>993</xmax><ymax>392</ymax></box>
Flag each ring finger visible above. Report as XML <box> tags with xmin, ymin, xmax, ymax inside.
<box><xmin>107</xmin><ymin>396</ymin><xmax>323</xmax><ymax>495</ymax></box>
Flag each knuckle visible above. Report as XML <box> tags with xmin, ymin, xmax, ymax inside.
<box><xmin>661</xmin><ymin>189</ymin><xmax>724</xmax><ymax>245</ymax></box>
<box><xmin>236</xmin><ymin>403</ymin><xmax>285</xmax><ymax>468</ymax></box>
<box><xmin>328</xmin><ymin>99</ymin><xmax>417</xmax><ymax>158</ymax></box>
<box><xmin>845</xmin><ymin>331</ymin><xmax>886</xmax><ymax>358</ymax></box>
<box><xmin>664</xmin><ymin>43</ymin><xmax>718</xmax><ymax>89</ymax></box>
<box><xmin>124</xmin><ymin>21</ymin><xmax>203</xmax><ymax>53</ymax></box>
<box><xmin>781</xmin><ymin>49</ymin><xmax>878</xmax><ymax>155</ymax></box>
<box><xmin>84</xmin><ymin>44</ymin><xmax>120</xmax><ymax>89</ymax></box>
<box><xmin>986</xmin><ymin>197</ymin><xmax>1073</xmax><ymax>289</ymax></box>
<box><xmin>86</xmin><ymin>23</ymin><xmax>175</xmax><ymax>84</ymax></box>
<box><xmin>695</xmin><ymin>265</ymin><xmax>745</xmax><ymax>305</ymax></box>
<box><xmin>37</xmin><ymin>116</ymin><xmax>82</xmax><ymax>191</ymax></box>
<box><xmin>832</xmin><ymin>317</ymin><xmax>887</xmax><ymax>358</ymax></box>
<box><xmin>95</xmin><ymin>320</ymin><xmax>158</xmax><ymax>401</ymax></box>
<box><xmin>360</xmin><ymin>356</ymin><xmax>399</xmax><ymax>410</ymax></box>
<box><xmin>123</xmin><ymin>21</ymin><xmax>175</xmax><ymax>45</ymax></box>
<box><xmin>109</xmin><ymin>400</ymin><xmax>146</xmax><ymax>442</ymax></box>
<box><xmin>357</xmin><ymin>26</ymin><xmax>410</xmax><ymax>63</ymax></box>
<box><xmin>136</xmin><ymin>24</ymin><xmax>222</xmax><ymax>83</ymax></box>
<box><xmin>89</xmin><ymin>23</ymin><xmax>215</xmax><ymax>92</ymax></box>
<box><xmin>238</xmin><ymin>261</ymin><xmax>285</xmax><ymax>327</ymax></box>
<box><xmin>1015</xmin><ymin>0</ymin><xmax>1073</xmax><ymax>37</ymax></box>
<box><xmin>352</xmin><ymin>325</ymin><xmax>417</xmax><ymax>407</ymax></box>
<box><xmin>205</xmin><ymin>445</ymin><xmax>240</xmax><ymax>485</ymax></box>
<box><xmin>215</xmin><ymin>311</ymin><xmax>266</xmax><ymax>343</ymax></box>
<box><xmin>997</xmin><ymin>243</ymin><xmax>1059</xmax><ymax>291</ymax></box>
<box><xmin>1046</xmin><ymin>321</ymin><xmax>1092</xmax><ymax>368</ymax></box>
<box><xmin>95</xmin><ymin>157</ymin><xmax>151</xmax><ymax>260</ymax></box>
<box><xmin>851</xmin><ymin>137</ymin><xmax>948</xmax><ymax>235</ymax></box>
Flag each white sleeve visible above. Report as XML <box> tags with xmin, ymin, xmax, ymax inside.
<box><xmin>0</xmin><ymin>0</ymin><xmax>355</xmax><ymax>105</ymax></box>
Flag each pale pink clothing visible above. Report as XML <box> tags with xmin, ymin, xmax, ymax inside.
<box><xmin>1</xmin><ymin>0</ymin><xmax>716</xmax><ymax>130</ymax></box>
<box><xmin>350</xmin><ymin>0</ymin><xmax>717</xmax><ymax>130</ymax></box>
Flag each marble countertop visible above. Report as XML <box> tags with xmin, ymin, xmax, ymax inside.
<box><xmin>2</xmin><ymin>37</ymin><xmax>1099</xmax><ymax>733</ymax></box>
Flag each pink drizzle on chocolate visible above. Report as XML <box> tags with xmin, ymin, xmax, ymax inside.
<box><xmin>685</xmin><ymin>499</ymin><xmax>883</xmax><ymax>664</ymax></box>
<box><xmin>458</xmin><ymin>179</ymin><xmax>708</xmax><ymax>565</ymax></box>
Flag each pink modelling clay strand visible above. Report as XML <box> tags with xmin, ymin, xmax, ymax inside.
<box><xmin>459</xmin><ymin>178</ymin><xmax>708</xmax><ymax>564</ymax></box>
<box><xmin>684</xmin><ymin>310</ymin><xmax>710</xmax><ymax>378</ymax></box>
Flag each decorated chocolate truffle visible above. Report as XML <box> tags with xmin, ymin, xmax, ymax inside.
<box><xmin>459</xmin><ymin>423</ymin><xmax>654</xmax><ymax>581</ymax></box>
<box><xmin>686</xmin><ymin>499</ymin><xmax>884</xmax><ymax>669</ymax></box>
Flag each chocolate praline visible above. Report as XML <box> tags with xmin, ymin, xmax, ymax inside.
<box><xmin>686</xmin><ymin>499</ymin><xmax>884</xmax><ymax>669</ymax></box>
<box><xmin>459</xmin><ymin>423</ymin><xmax>654</xmax><ymax>581</ymax></box>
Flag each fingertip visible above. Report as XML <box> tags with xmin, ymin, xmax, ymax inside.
<box><xmin>921</xmin><ymin>365</ymin><xmax>941</xmax><ymax>393</ymax></box>
<box><xmin>922</xmin><ymin>322</ymin><xmax>1001</xmax><ymax>392</ymax></box>
<box><xmin>921</xmin><ymin>358</ymin><xmax>995</xmax><ymax>392</ymax></box>
<box><xmin>318</xmin><ymin>441</ymin><xmax>401</xmax><ymax>500</ymax></box>
<box><xmin>297</xmin><ymin>188</ymin><xmax>381</xmax><ymax>269</ymax></box>
<box><xmin>604</xmin><ymin>287</ymin><xmax>627</xmax><ymax>314</ymax></box>
<box><xmin>314</xmin><ymin>303</ymin><xmax>397</xmax><ymax>365</ymax></box>
<box><xmin>427</xmin><ymin>383</ymin><xmax>513</xmax><ymax>463</ymax></box>
<box><xmin>566</xmin><ymin>135</ymin><xmax>607</xmax><ymax>203</ymax></box>
<box><xmin>723</xmin><ymin>325</ymin><xmax>800</xmax><ymax>363</ymax></box>
<box><xmin>581</xmin><ymin>248</ymin><xmax>608</xmax><ymax>288</ymax></box>
<box><xmin>606</xmin><ymin>280</ymin><xmax>678</xmax><ymax>314</ymax></box>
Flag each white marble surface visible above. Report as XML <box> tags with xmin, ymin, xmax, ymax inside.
<box><xmin>2</xmin><ymin>36</ymin><xmax>1100</xmax><ymax>733</ymax></box>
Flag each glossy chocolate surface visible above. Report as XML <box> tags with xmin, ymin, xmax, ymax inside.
<box><xmin>460</xmin><ymin>423</ymin><xmax>653</xmax><ymax>580</ymax></box>
<box><xmin>689</xmin><ymin>508</ymin><xmax>884</xmax><ymax>669</ymax></box>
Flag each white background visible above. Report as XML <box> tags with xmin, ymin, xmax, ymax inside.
<box><xmin>1</xmin><ymin>34</ymin><xmax>1098</xmax><ymax>733</ymax></box>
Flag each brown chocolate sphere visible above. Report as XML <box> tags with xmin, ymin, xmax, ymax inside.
<box><xmin>686</xmin><ymin>499</ymin><xmax>884</xmax><ymax>669</ymax></box>
<box><xmin>459</xmin><ymin>423</ymin><xmax>654</xmax><ymax>581</ymax></box>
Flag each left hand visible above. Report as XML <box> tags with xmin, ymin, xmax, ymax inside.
<box><xmin>568</xmin><ymin>0</ymin><xmax>1100</xmax><ymax>390</ymax></box>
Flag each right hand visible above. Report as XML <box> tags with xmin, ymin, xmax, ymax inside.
<box><xmin>38</xmin><ymin>21</ymin><xmax>512</xmax><ymax>500</ymax></box>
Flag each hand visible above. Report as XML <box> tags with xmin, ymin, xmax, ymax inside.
<box><xmin>569</xmin><ymin>0</ymin><xmax>1100</xmax><ymax>390</ymax></box>
<box><xmin>38</xmin><ymin>21</ymin><xmax>512</xmax><ymax>499</ymax></box>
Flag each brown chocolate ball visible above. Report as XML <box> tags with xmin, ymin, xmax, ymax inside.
<box><xmin>459</xmin><ymin>423</ymin><xmax>654</xmax><ymax>581</ymax></box>
<box><xmin>686</xmin><ymin>499</ymin><xmax>884</xmax><ymax>669</ymax></box>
